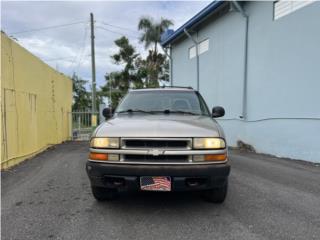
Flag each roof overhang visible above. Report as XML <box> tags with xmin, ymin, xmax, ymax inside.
<box><xmin>161</xmin><ymin>1</ymin><xmax>227</xmax><ymax>47</ymax></box>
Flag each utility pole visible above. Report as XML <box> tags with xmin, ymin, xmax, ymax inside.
<box><xmin>90</xmin><ymin>13</ymin><xmax>97</xmax><ymax>126</ymax></box>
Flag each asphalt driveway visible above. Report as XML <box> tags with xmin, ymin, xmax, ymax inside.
<box><xmin>2</xmin><ymin>142</ymin><xmax>320</xmax><ymax>240</ymax></box>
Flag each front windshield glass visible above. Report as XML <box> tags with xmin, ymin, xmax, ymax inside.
<box><xmin>116</xmin><ymin>90</ymin><xmax>210</xmax><ymax>116</ymax></box>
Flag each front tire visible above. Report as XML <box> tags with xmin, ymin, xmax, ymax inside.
<box><xmin>91</xmin><ymin>186</ymin><xmax>117</xmax><ymax>201</ymax></box>
<box><xmin>203</xmin><ymin>181</ymin><xmax>228</xmax><ymax>203</ymax></box>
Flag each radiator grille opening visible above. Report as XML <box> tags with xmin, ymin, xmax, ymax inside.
<box><xmin>123</xmin><ymin>139</ymin><xmax>189</xmax><ymax>149</ymax></box>
<box><xmin>124</xmin><ymin>155</ymin><xmax>189</xmax><ymax>162</ymax></box>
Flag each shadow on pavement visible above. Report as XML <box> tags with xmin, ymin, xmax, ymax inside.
<box><xmin>89</xmin><ymin>190</ymin><xmax>224</xmax><ymax>214</ymax></box>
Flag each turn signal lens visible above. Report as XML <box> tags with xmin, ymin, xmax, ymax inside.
<box><xmin>89</xmin><ymin>153</ymin><xmax>108</xmax><ymax>161</ymax></box>
<box><xmin>193</xmin><ymin>138</ymin><xmax>226</xmax><ymax>149</ymax></box>
<box><xmin>204</xmin><ymin>153</ymin><xmax>227</xmax><ymax>161</ymax></box>
<box><xmin>193</xmin><ymin>153</ymin><xmax>227</xmax><ymax>162</ymax></box>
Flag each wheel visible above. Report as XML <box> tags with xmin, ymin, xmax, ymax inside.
<box><xmin>203</xmin><ymin>181</ymin><xmax>228</xmax><ymax>203</ymax></box>
<box><xmin>91</xmin><ymin>186</ymin><xmax>117</xmax><ymax>201</ymax></box>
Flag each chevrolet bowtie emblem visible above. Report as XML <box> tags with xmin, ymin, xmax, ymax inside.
<box><xmin>148</xmin><ymin>149</ymin><xmax>164</xmax><ymax>156</ymax></box>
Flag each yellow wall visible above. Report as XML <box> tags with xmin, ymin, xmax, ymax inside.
<box><xmin>1</xmin><ymin>33</ymin><xmax>72</xmax><ymax>169</ymax></box>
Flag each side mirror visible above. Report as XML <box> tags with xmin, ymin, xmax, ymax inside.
<box><xmin>102</xmin><ymin>108</ymin><xmax>113</xmax><ymax>119</ymax></box>
<box><xmin>212</xmin><ymin>106</ymin><xmax>225</xmax><ymax>118</ymax></box>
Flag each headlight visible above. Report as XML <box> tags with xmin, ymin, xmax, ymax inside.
<box><xmin>90</xmin><ymin>137</ymin><xmax>120</xmax><ymax>148</ymax></box>
<box><xmin>193</xmin><ymin>138</ymin><xmax>226</xmax><ymax>149</ymax></box>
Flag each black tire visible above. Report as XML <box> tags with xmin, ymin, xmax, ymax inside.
<box><xmin>203</xmin><ymin>181</ymin><xmax>228</xmax><ymax>203</ymax></box>
<box><xmin>91</xmin><ymin>186</ymin><xmax>117</xmax><ymax>201</ymax></box>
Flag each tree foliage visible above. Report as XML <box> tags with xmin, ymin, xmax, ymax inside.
<box><xmin>72</xmin><ymin>73</ymin><xmax>91</xmax><ymax>111</ymax></box>
<box><xmin>72</xmin><ymin>73</ymin><xmax>103</xmax><ymax>112</ymax></box>
<box><xmin>101</xmin><ymin>16</ymin><xmax>173</xmax><ymax>108</ymax></box>
<box><xmin>138</xmin><ymin>17</ymin><xmax>173</xmax><ymax>52</ymax></box>
<box><xmin>101</xmin><ymin>36</ymin><xmax>142</xmax><ymax>109</ymax></box>
<box><xmin>138</xmin><ymin>16</ymin><xmax>173</xmax><ymax>85</ymax></box>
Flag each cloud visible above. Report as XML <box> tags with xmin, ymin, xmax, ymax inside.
<box><xmin>2</xmin><ymin>1</ymin><xmax>209</xmax><ymax>87</ymax></box>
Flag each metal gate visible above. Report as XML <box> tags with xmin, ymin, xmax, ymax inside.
<box><xmin>70</xmin><ymin>111</ymin><xmax>99</xmax><ymax>141</ymax></box>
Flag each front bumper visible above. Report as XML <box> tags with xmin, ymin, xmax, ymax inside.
<box><xmin>86</xmin><ymin>161</ymin><xmax>230</xmax><ymax>191</ymax></box>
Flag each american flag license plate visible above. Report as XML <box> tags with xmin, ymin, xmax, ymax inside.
<box><xmin>140</xmin><ymin>176</ymin><xmax>171</xmax><ymax>191</ymax></box>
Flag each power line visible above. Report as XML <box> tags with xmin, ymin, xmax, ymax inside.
<box><xmin>75</xmin><ymin>28</ymin><xmax>91</xmax><ymax>74</ymax></box>
<box><xmin>100</xmin><ymin>21</ymin><xmax>140</xmax><ymax>34</ymax></box>
<box><xmin>70</xmin><ymin>24</ymin><xmax>89</xmax><ymax>72</ymax></box>
<box><xmin>75</xmin><ymin>30</ymin><xmax>91</xmax><ymax>74</ymax></box>
<box><xmin>9</xmin><ymin>21</ymin><xmax>88</xmax><ymax>35</ymax></box>
<box><xmin>43</xmin><ymin>54</ymin><xmax>90</xmax><ymax>63</ymax></box>
<box><xmin>76</xmin><ymin>47</ymin><xmax>91</xmax><ymax>74</ymax></box>
<box><xmin>44</xmin><ymin>56</ymin><xmax>77</xmax><ymax>62</ymax></box>
<box><xmin>96</xmin><ymin>26</ymin><xmax>139</xmax><ymax>39</ymax></box>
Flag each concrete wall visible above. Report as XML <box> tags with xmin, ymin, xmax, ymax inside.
<box><xmin>170</xmin><ymin>2</ymin><xmax>320</xmax><ymax>162</ymax></box>
<box><xmin>1</xmin><ymin>33</ymin><xmax>73</xmax><ymax>169</ymax></box>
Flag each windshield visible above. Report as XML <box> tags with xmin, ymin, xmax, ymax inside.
<box><xmin>116</xmin><ymin>90</ymin><xmax>210</xmax><ymax>116</ymax></box>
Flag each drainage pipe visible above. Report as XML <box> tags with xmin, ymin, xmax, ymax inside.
<box><xmin>232</xmin><ymin>1</ymin><xmax>249</xmax><ymax>120</ymax></box>
<box><xmin>184</xmin><ymin>28</ymin><xmax>200</xmax><ymax>91</ymax></box>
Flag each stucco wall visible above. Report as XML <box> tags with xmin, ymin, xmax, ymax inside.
<box><xmin>170</xmin><ymin>2</ymin><xmax>320</xmax><ymax>162</ymax></box>
<box><xmin>1</xmin><ymin>33</ymin><xmax>73</xmax><ymax>169</ymax></box>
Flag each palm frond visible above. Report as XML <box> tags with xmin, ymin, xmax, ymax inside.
<box><xmin>160</xmin><ymin>18</ymin><xmax>174</xmax><ymax>30</ymax></box>
<box><xmin>138</xmin><ymin>17</ymin><xmax>153</xmax><ymax>30</ymax></box>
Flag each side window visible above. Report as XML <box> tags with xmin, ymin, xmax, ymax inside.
<box><xmin>274</xmin><ymin>0</ymin><xmax>315</xmax><ymax>20</ymax></box>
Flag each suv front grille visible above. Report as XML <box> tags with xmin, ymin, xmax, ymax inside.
<box><xmin>120</xmin><ymin>138</ymin><xmax>192</xmax><ymax>163</ymax></box>
<box><xmin>124</xmin><ymin>154</ymin><xmax>189</xmax><ymax>163</ymax></box>
<box><xmin>122</xmin><ymin>138</ymin><xmax>191</xmax><ymax>149</ymax></box>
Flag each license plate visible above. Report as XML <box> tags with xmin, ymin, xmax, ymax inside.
<box><xmin>140</xmin><ymin>176</ymin><xmax>171</xmax><ymax>191</ymax></box>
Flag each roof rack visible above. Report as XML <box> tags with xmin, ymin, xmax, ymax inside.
<box><xmin>161</xmin><ymin>86</ymin><xmax>194</xmax><ymax>89</ymax></box>
<box><xmin>129</xmin><ymin>86</ymin><xmax>195</xmax><ymax>92</ymax></box>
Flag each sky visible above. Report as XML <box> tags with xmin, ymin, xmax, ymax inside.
<box><xmin>1</xmin><ymin>1</ymin><xmax>210</xmax><ymax>89</ymax></box>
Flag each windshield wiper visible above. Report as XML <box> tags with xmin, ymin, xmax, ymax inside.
<box><xmin>163</xmin><ymin>109</ymin><xmax>199</xmax><ymax>115</ymax></box>
<box><xmin>116</xmin><ymin>109</ymin><xmax>154</xmax><ymax>114</ymax></box>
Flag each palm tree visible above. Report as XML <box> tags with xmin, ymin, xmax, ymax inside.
<box><xmin>138</xmin><ymin>16</ymin><xmax>173</xmax><ymax>86</ymax></box>
<box><xmin>138</xmin><ymin>17</ymin><xmax>173</xmax><ymax>56</ymax></box>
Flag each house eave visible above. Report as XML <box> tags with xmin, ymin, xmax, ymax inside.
<box><xmin>161</xmin><ymin>1</ymin><xmax>227</xmax><ymax>47</ymax></box>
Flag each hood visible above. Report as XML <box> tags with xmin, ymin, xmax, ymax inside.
<box><xmin>94</xmin><ymin>114</ymin><xmax>222</xmax><ymax>138</ymax></box>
